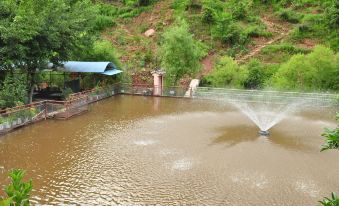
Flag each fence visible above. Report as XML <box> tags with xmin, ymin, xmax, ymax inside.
<box><xmin>194</xmin><ymin>87</ymin><xmax>338</xmax><ymax>107</ymax></box>
<box><xmin>0</xmin><ymin>84</ymin><xmax>191</xmax><ymax>135</ymax></box>
<box><xmin>0</xmin><ymin>96</ymin><xmax>91</xmax><ymax>134</ymax></box>
<box><xmin>0</xmin><ymin>101</ymin><xmax>46</xmax><ymax>134</ymax></box>
<box><xmin>118</xmin><ymin>84</ymin><xmax>190</xmax><ymax>97</ymax></box>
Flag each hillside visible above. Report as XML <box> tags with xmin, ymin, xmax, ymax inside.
<box><xmin>103</xmin><ymin>0</ymin><xmax>338</xmax><ymax>61</ymax></box>
<box><xmin>98</xmin><ymin>0</ymin><xmax>338</xmax><ymax>89</ymax></box>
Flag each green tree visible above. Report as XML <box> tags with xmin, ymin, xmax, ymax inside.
<box><xmin>160</xmin><ymin>19</ymin><xmax>205</xmax><ymax>85</ymax></box>
<box><xmin>0</xmin><ymin>0</ymin><xmax>96</xmax><ymax>103</ymax></box>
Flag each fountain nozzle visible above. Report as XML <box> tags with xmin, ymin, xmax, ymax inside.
<box><xmin>259</xmin><ymin>130</ymin><xmax>270</xmax><ymax>136</ymax></box>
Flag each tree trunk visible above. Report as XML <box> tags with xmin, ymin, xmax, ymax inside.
<box><xmin>28</xmin><ymin>71</ymin><xmax>36</xmax><ymax>104</ymax></box>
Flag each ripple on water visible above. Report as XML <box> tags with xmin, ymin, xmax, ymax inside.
<box><xmin>133</xmin><ymin>139</ymin><xmax>157</xmax><ymax>146</ymax></box>
<box><xmin>159</xmin><ymin>148</ymin><xmax>178</xmax><ymax>156</ymax></box>
<box><xmin>169</xmin><ymin>158</ymin><xmax>194</xmax><ymax>171</ymax></box>
<box><xmin>295</xmin><ymin>179</ymin><xmax>320</xmax><ymax>197</ymax></box>
<box><xmin>230</xmin><ymin>171</ymin><xmax>269</xmax><ymax>189</ymax></box>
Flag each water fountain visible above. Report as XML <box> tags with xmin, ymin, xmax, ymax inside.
<box><xmin>194</xmin><ymin>87</ymin><xmax>336</xmax><ymax>135</ymax></box>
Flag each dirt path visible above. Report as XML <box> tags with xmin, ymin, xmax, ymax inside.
<box><xmin>199</xmin><ymin>52</ymin><xmax>215</xmax><ymax>77</ymax></box>
<box><xmin>236</xmin><ymin>16</ymin><xmax>292</xmax><ymax>63</ymax></box>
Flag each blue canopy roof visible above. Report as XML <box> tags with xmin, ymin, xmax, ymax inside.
<box><xmin>62</xmin><ymin>61</ymin><xmax>122</xmax><ymax>76</ymax></box>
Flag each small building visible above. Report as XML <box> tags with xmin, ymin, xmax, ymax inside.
<box><xmin>36</xmin><ymin>61</ymin><xmax>122</xmax><ymax>100</ymax></box>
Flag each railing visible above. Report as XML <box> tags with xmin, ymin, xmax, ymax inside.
<box><xmin>0</xmin><ymin>84</ymin><xmax>192</xmax><ymax>135</ymax></box>
<box><xmin>0</xmin><ymin>101</ymin><xmax>47</xmax><ymax>134</ymax></box>
<box><xmin>194</xmin><ymin>87</ymin><xmax>338</xmax><ymax>107</ymax></box>
<box><xmin>0</xmin><ymin>96</ymin><xmax>91</xmax><ymax>134</ymax></box>
<box><xmin>118</xmin><ymin>84</ymin><xmax>190</xmax><ymax>98</ymax></box>
<box><xmin>0</xmin><ymin>84</ymin><xmax>336</xmax><ymax>135</ymax></box>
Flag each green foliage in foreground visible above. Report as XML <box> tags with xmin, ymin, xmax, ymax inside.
<box><xmin>319</xmin><ymin>192</ymin><xmax>339</xmax><ymax>206</ymax></box>
<box><xmin>160</xmin><ymin>19</ymin><xmax>206</xmax><ymax>85</ymax></box>
<box><xmin>0</xmin><ymin>169</ymin><xmax>32</xmax><ymax>206</ymax></box>
<box><xmin>321</xmin><ymin>113</ymin><xmax>339</xmax><ymax>152</ymax></box>
<box><xmin>319</xmin><ymin>113</ymin><xmax>339</xmax><ymax>206</ymax></box>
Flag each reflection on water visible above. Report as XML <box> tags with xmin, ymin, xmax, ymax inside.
<box><xmin>0</xmin><ymin>95</ymin><xmax>338</xmax><ymax>205</ymax></box>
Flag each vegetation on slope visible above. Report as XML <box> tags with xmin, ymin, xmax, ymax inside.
<box><xmin>0</xmin><ymin>0</ymin><xmax>338</xmax><ymax>108</ymax></box>
<box><xmin>95</xmin><ymin>0</ymin><xmax>338</xmax><ymax>90</ymax></box>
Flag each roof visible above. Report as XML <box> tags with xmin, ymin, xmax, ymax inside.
<box><xmin>62</xmin><ymin>61</ymin><xmax>122</xmax><ymax>76</ymax></box>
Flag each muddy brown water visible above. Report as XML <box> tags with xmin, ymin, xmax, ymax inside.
<box><xmin>0</xmin><ymin>95</ymin><xmax>338</xmax><ymax>205</ymax></box>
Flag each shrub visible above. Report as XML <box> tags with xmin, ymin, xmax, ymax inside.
<box><xmin>92</xmin><ymin>3</ymin><xmax>118</xmax><ymax>31</ymax></box>
<box><xmin>277</xmin><ymin>8</ymin><xmax>303</xmax><ymax>23</ymax></box>
<box><xmin>203</xmin><ymin>56</ymin><xmax>248</xmax><ymax>88</ymax></box>
<box><xmin>61</xmin><ymin>87</ymin><xmax>73</xmax><ymax>100</ymax></box>
<box><xmin>227</xmin><ymin>0</ymin><xmax>253</xmax><ymax>20</ymax></box>
<box><xmin>271</xmin><ymin>45</ymin><xmax>339</xmax><ymax>91</ymax></box>
<box><xmin>243</xmin><ymin>59</ymin><xmax>276</xmax><ymax>89</ymax></box>
<box><xmin>201</xmin><ymin>5</ymin><xmax>217</xmax><ymax>24</ymax></box>
<box><xmin>201</xmin><ymin>0</ymin><xmax>224</xmax><ymax>24</ymax></box>
<box><xmin>0</xmin><ymin>74</ymin><xmax>27</xmax><ymax>109</ymax></box>
<box><xmin>94</xmin><ymin>15</ymin><xmax>116</xmax><ymax>31</ymax></box>
<box><xmin>212</xmin><ymin>13</ymin><xmax>249</xmax><ymax>46</ymax></box>
<box><xmin>160</xmin><ymin>19</ymin><xmax>206</xmax><ymax>85</ymax></box>
<box><xmin>80</xmin><ymin>40</ymin><xmax>121</xmax><ymax>68</ymax></box>
<box><xmin>324</xmin><ymin>0</ymin><xmax>339</xmax><ymax>29</ymax></box>
<box><xmin>261</xmin><ymin>44</ymin><xmax>309</xmax><ymax>55</ymax></box>
<box><xmin>171</xmin><ymin>0</ymin><xmax>191</xmax><ymax>11</ymax></box>
<box><xmin>245</xmin><ymin>24</ymin><xmax>272</xmax><ymax>38</ymax></box>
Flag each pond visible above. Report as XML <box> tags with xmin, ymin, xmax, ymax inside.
<box><xmin>0</xmin><ymin>95</ymin><xmax>338</xmax><ymax>205</ymax></box>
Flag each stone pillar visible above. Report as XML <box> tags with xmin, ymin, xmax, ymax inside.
<box><xmin>151</xmin><ymin>70</ymin><xmax>166</xmax><ymax>96</ymax></box>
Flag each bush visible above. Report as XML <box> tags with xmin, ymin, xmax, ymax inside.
<box><xmin>201</xmin><ymin>0</ymin><xmax>224</xmax><ymax>24</ymax></box>
<box><xmin>0</xmin><ymin>74</ymin><xmax>27</xmax><ymax>109</ymax></box>
<box><xmin>271</xmin><ymin>45</ymin><xmax>339</xmax><ymax>91</ymax></box>
<box><xmin>80</xmin><ymin>40</ymin><xmax>121</xmax><ymax>68</ymax></box>
<box><xmin>94</xmin><ymin>15</ymin><xmax>116</xmax><ymax>31</ymax></box>
<box><xmin>243</xmin><ymin>59</ymin><xmax>276</xmax><ymax>89</ymax></box>
<box><xmin>61</xmin><ymin>87</ymin><xmax>73</xmax><ymax>100</ymax></box>
<box><xmin>203</xmin><ymin>56</ymin><xmax>248</xmax><ymax>88</ymax></box>
<box><xmin>212</xmin><ymin>13</ymin><xmax>249</xmax><ymax>46</ymax></box>
<box><xmin>160</xmin><ymin>19</ymin><xmax>206</xmax><ymax>85</ymax></box>
<box><xmin>277</xmin><ymin>8</ymin><xmax>303</xmax><ymax>23</ymax></box>
<box><xmin>227</xmin><ymin>0</ymin><xmax>253</xmax><ymax>20</ymax></box>
<box><xmin>261</xmin><ymin>44</ymin><xmax>309</xmax><ymax>55</ymax></box>
<box><xmin>245</xmin><ymin>24</ymin><xmax>272</xmax><ymax>38</ymax></box>
<box><xmin>324</xmin><ymin>0</ymin><xmax>339</xmax><ymax>29</ymax></box>
<box><xmin>201</xmin><ymin>5</ymin><xmax>217</xmax><ymax>24</ymax></box>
